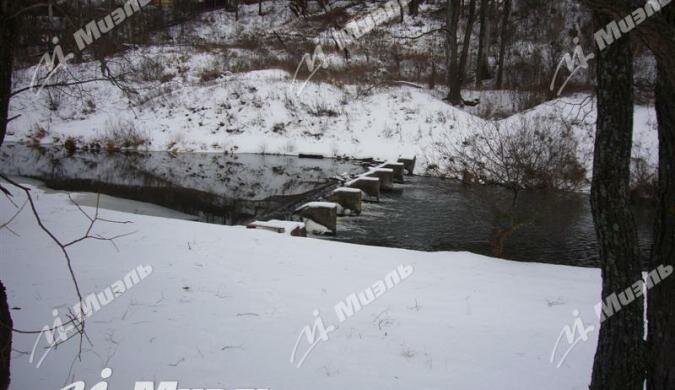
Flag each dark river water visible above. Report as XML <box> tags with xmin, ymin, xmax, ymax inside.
<box><xmin>0</xmin><ymin>143</ymin><xmax>364</xmax><ymax>224</ymax></box>
<box><xmin>0</xmin><ymin>144</ymin><xmax>655</xmax><ymax>267</ymax></box>
<box><xmin>324</xmin><ymin>176</ymin><xmax>655</xmax><ymax>267</ymax></box>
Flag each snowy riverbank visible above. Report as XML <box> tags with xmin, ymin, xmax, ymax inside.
<box><xmin>1</xmin><ymin>181</ymin><xmax>601</xmax><ymax>389</ymax></box>
<box><xmin>8</xmin><ymin>49</ymin><xmax>659</xmax><ymax>178</ymax></box>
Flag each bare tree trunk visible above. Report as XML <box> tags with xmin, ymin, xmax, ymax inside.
<box><xmin>258</xmin><ymin>0</ymin><xmax>262</xmax><ymax>15</ymax></box>
<box><xmin>588</xmin><ymin>10</ymin><xmax>644</xmax><ymax>390</ymax></box>
<box><xmin>475</xmin><ymin>0</ymin><xmax>491</xmax><ymax>85</ymax></box>
<box><xmin>0</xmin><ymin>0</ymin><xmax>16</xmax><ymax>149</ymax></box>
<box><xmin>458</xmin><ymin>0</ymin><xmax>477</xmax><ymax>88</ymax></box>
<box><xmin>495</xmin><ymin>0</ymin><xmax>510</xmax><ymax>89</ymax></box>
<box><xmin>396</xmin><ymin>0</ymin><xmax>404</xmax><ymax>22</ymax></box>
<box><xmin>489</xmin><ymin>224</ymin><xmax>519</xmax><ymax>258</ymax></box>
<box><xmin>0</xmin><ymin>280</ymin><xmax>11</xmax><ymax>390</ymax></box>
<box><xmin>446</xmin><ymin>0</ymin><xmax>462</xmax><ymax>105</ymax></box>
<box><xmin>409</xmin><ymin>0</ymin><xmax>419</xmax><ymax>16</ymax></box>
<box><xmin>570</xmin><ymin>3</ymin><xmax>675</xmax><ymax>384</ymax></box>
<box><xmin>647</xmin><ymin>58</ymin><xmax>675</xmax><ymax>390</ymax></box>
<box><xmin>644</xmin><ymin>6</ymin><xmax>675</xmax><ymax>389</ymax></box>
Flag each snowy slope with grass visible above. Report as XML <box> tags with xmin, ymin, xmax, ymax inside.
<box><xmin>1</xmin><ymin>181</ymin><xmax>601</xmax><ymax>390</ymax></box>
<box><xmin>7</xmin><ymin>58</ymin><xmax>658</xmax><ymax>179</ymax></box>
<box><xmin>5</xmin><ymin>2</ymin><xmax>658</xmax><ymax>183</ymax></box>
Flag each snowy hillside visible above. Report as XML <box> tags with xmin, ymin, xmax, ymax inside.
<box><xmin>8</xmin><ymin>61</ymin><xmax>658</xmax><ymax>180</ymax></box>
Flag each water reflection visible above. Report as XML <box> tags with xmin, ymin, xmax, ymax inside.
<box><xmin>1</xmin><ymin>144</ymin><xmax>655</xmax><ymax>267</ymax></box>
<box><xmin>0</xmin><ymin>143</ymin><xmax>363</xmax><ymax>224</ymax></box>
<box><xmin>325</xmin><ymin>176</ymin><xmax>654</xmax><ymax>267</ymax></box>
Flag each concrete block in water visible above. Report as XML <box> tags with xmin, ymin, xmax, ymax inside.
<box><xmin>365</xmin><ymin>168</ymin><xmax>394</xmax><ymax>191</ymax></box>
<box><xmin>330</xmin><ymin>187</ymin><xmax>363</xmax><ymax>214</ymax></box>
<box><xmin>294</xmin><ymin>202</ymin><xmax>338</xmax><ymax>234</ymax></box>
<box><xmin>345</xmin><ymin>176</ymin><xmax>381</xmax><ymax>200</ymax></box>
<box><xmin>381</xmin><ymin>162</ymin><xmax>405</xmax><ymax>183</ymax></box>
<box><xmin>397</xmin><ymin>155</ymin><xmax>416</xmax><ymax>175</ymax></box>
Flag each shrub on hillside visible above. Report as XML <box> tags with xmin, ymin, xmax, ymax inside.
<box><xmin>100</xmin><ymin>119</ymin><xmax>150</xmax><ymax>151</ymax></box>
<box><xmin>442</xmin><ymin>117</ymin><xmax>586</xmax><ymax>192</ymax></box>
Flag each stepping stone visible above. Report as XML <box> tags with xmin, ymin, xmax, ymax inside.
<box><xmin>380</xmin><ymin>162</ymin><xmax>405</xmax><ymax>183</ymax></box>
<box><xmin>397</xmin><ymin>155</ymin><xmax>416</xmax><ymax>175</ymax></box>
<box><xmin>346</xmin><ymin>176</ymin><xmax>381</xmax><ymax>200</ymax></box>
<box><xmin>330</xmin><ymin>187</ymin><xmax>363</xmax><ymax>214</ymax></box>
<box><xmin>294</xmin><ymin>202</ymin><xmax>339</xmax><ymax>234</ymax></box>
<box><xmin>365</xmin><ymin>167</ymin><xmax>394</xmax><ymax>191</ymax></box>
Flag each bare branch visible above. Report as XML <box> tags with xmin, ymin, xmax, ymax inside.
<box><xmin>11</xmin><ymin>77</ymin><xmax>116</xmax><ymax>98</ymax></box>
<box><xmin>0</xmin><ymin>175</ymin><xmax>135</xmax><ymax>361</ymax></box>
<box><xmin>388</xmin><ymin>28</ymin><xmax>448</xmax><ymax>40</ymax></box>
<box><xmin>0</xmin><ymin>200</ymin><xmax>27</xmax><ymax>232</ymax></box>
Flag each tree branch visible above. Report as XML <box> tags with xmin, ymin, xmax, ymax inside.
<box><xmin>0</xmin><ymin>176</ymin><xmax>135</xmax><ymax>362</ymax></box>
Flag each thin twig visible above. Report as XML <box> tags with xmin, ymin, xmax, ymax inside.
<box><xmin>0</xmin><ymin>175</ymin><xmax>135</xmax><ymax>361</ymax></box>
<box><xmin>389</xmin><ymin>28</ymin><xmax>448</xmax><ymax>40</ymax></box>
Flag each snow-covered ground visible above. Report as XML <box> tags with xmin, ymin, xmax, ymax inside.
<box><xmin>1</xmin><ymin>181</ymin><xmax>602</xmax><ymax>389</ymax></box>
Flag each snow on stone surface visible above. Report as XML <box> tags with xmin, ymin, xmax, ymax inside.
<box><xmin>1</xmin><ymin>182</ymin><xmax>601</xmax><ymax>390</ymax></box>
<box><xmin>333</xmin><ymin>187</ymin><xmax>363</xmax><ymax>194</ymax></box>
<box><xmin>296</xmin><ymin>201</ymin><xmax>339</xmax><ymax>210</ymax></box>
<box><xmin>345</xmin><ymin>176</ymin><xmax>379</xmax><ymax>186</ymax></box>
<box><xmin>248</xmin><ymin>220</ymin><xmax>305</xmax><ymax>235</ymax></box>
<box><xmin>368</xmin><ymin>167</ymin><xmax>394</xmax><ymax>173</ymax></box>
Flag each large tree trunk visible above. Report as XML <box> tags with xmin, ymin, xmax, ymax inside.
<box><xmin>446</xmin><ymin>0</ymin><xmax>462</xmax><ymax>105</ymax></box>
<box><xmin>647</xmin><ymin>58</ymin><xmax>675</xmax><ymax>390</ymax></box>
<box><xmin>457</xmin><ymin>0</ymin><xmax>477</xmax><ymax>89</ymax></box>
<box><xmin>495</xmin><ymin>0</ymin><xmax>510</xmax><ymax>89</ymax></box>
<box><xmin>0</xmin><ymin>0</ymin><xmax>17</xmax><ymax>149</ymax></box>
<box><xmin>475</xmin><ymin>0</ymin><xmax>491</xmax><ymax>85</ymax></box>
<box><xmin>588</xmin><ymin>10</ymin><xmax>644</xmax><ymax>390</ymax></box>
<box><xmin>0</xmin><ymin>280</ymin><xmax>11</xmax><ymax>390</ymax></box>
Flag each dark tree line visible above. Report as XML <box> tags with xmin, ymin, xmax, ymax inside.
<box><xmin>445</xmin><ymin>0</ymin><xmax>510</xmax><ymax>105</ymax></box>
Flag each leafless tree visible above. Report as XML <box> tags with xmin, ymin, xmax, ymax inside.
<box><xmin>475</xmin><ymin>0</ymin><xmax>492</xmax><ymax>85</ymax></box>
<box><xmin>446</xmin><ymin>0</ymin><xmax>462</xmax><ymax>105</ymax></box>
<box><xmin>1</xmin><ymin>0</ymin><xmax>138</xmax><ymax>151</ymax></box>
<box><xmin>0</xmin><ymin>175</ymin><xmax>135</xmax><ymax>390</ymax></box>
<box><xmin>457</xmin><ymin>0</ymin><xmax>477</xmax><ymax>89</ymax></box>
<box><xmin>433</xmin><ymin>117</ymin><xmax>586</xmax><ymax>256</ymax></box>
<box><xmin>495</xmin><ymin>0</ymin><xmax>511</xmax><ymax>89</ymax></box>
